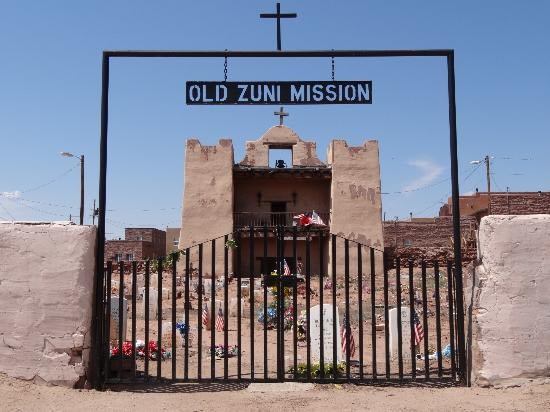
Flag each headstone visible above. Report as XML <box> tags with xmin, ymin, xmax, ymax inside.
<box><xmin>203</xmin><ymin>279</ymin><xmax>212</xmax><ymax>297</ymax></box>
<box><xmin>142</xmin><ymin>287</ymin><xmax>158</xmax><ymax>319</ymax></box>
<box><xmin>389</xmin><ymin>307</ymin><xmax>412</xmax><ymax>360</ymax></box>
<box><xmin>309</xmin><ymin>304</ymin><xmax>342</xmax><ymax>363</ymax></box>
<box><xmin>241</xmin><ymin>279</ymin><xmax>250</xmax><ymax>297</ymax></box>
<box><xmin>229</xmin><ymin>297</ymin><xmax>245</xmax><ymax>317</ymax></box>
<box><xmin>110</xmin><ymin>296</ymin><xmax>127</xmax><ymax>343</ymax></box>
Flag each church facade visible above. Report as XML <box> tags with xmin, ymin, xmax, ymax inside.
<box><xmin>179</xmin><ymin>124</ymin><xmax>383</xmax><ymax>276</ymax></box>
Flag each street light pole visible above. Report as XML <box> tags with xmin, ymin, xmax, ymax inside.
<box><xmin>61</xmin><ymin>151</ymin><xmax>85</xmax><ymax>225</ymax></box>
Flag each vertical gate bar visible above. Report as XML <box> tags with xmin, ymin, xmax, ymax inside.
<box><xmin>184</xmin><ymin>249</ymin><xmax>190</xmax><ymax>380</ymax></box>
<box><xmin>305</xmin><ymin>234</ymin><xmax>311</xmax><ymax>380</ymax></box>
<box><xmin>447</xmin><ymin>52</ymin><xmax>467</xmax><ymax>384</ymax></box>
<box><xmin>197</xmin><ymin>244</ymin><xmax>203</xmax><ymax>380</ymax></box>
<box><xmin>331</xmin><ymin>235</ymin><xmax>337</xmax><ymax>380</ymax></box>
<box><xmin>370</xmin><ymin>248</ymin><xmax>377</xmax><ymax>379</ymax></box>
<box><xmin>319</xmin><ymin>232</ymin><xmax>325</xmax><ymax>380</ymax></box>
<box><xmin>249</xmin><ymin>225</ymin><xmax>255</xmax><ymax>381</ymax></box>
<box><xmin>421</xmin><ymin>260</ymin><xmax>429</xmax><ymax>379</ymax></box>
<box><xmin>447</xmin><ymin>261</ymin><xmax>456</xmax><ymax>380</ymax></box>
<box><xmin>157</xmin><ymin>258</ymin><xmax>163</xmax><ymax>381</ymax></box>
<box><xmin>281</xmin><ymin>227</ymin><xmax>286</xmax><ymax>380</ymax></box>
<box><xmin>275</xmin><ymin>227</ymin><xmax>281</xmax><ymax>380</ymax></box>
<box><xmin>396</xmin><ymin>258</ymin><xmax>403</xmax><ymax>381</ymax></box>
<box><xmin>263</xmin><ymin>226</ymin><xmax>268</xmax><ymax>379</ymax></box>
<box><xmin>132</xmin><ymin>261</ymin><xmax>137</xmax><ymax>380</ymax></box>
<box><xmin>105</xmin><ymin>262</ymin><xmax>112</xmax><ymax>382</ymax></box>
<box><xmin>144</xmin><ymin>260</ymin><xmax>150</xmax><ymax>380</ymax></box>
<box><xmin>357</xmin><ymin>244</ymin><xmax>363</xmax><ymax>380</ymax></box>
<box><xmin>408</xmin><ymin>259</ymin><xmax>416</xmax><ymax>379</ymax></box>
<box><xmin>118</xmin><ymin>262</ymin><xmax>124</xmax><ymax>382</ymax></box>
<box><xmin>344</xmin><ymin>239</ymin><xmax>350</xmax><ymax>379</ymax></box>
<box><xmin>92</xmin><ymin>52</ymin><xmax>108</xmax><ymax>391</ymax></box>
<box><xmin>293</xmin><ymin>226</ymin><xmax>298</xmax><ymax>379</ymax></box>
<box><xmin>383</xmin><ymin>253</ymin><xmax>390</xmax><ymax>379</ymax></box>
<box><xmin>101</xmin><ymin>266</ymin><xmax>106</xmax><ymax>383</ymax></box>
<box><xmin>211</xmin><ymin>239</ymin><xmax>216</xmax><ymax>380</ymax></box>
<box><xmin>236</xmin><ymin>231</ymin><xmax>242</xmax><ymax>380</ymax></box>
<box><xmin>172</xmin><ymin>256</ymin><xmax>177</xmax><ymax>381</ymax></box>
<box><xmin>453</xmin><ymin>265</ymin><xmax>460</xmax><ymax>376</ymax></box>
<box><xmin>224</xmin><ymin>236</ymin><xmax>229</xmax><ymax>381</ymax></box>
<box><xmin>434</xmin><ymin>261</ymin><xmax>443</xmax><ymax>377</ymax></box>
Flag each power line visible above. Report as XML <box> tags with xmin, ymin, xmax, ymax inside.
<box><xmin>21</xmin><ymin>163</ymin><xmax>79</xmax><ymax>193</ymax></box>
<box><xmin>0</xmin><ymin>201</ymin><xmax>15</xmax><ymax>220</ymax></box>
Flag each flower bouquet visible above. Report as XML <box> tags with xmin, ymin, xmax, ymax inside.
<box><xmin>210</xmin><ymin>344</ymin><xmax>238</xmax><ymax>359</ymax></box>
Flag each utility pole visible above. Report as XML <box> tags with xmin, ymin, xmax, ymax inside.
<box><xmin>80</xmin><ymin>155</ymin><xmax>84</xmax><ymax>225</ymax></box>
<box><xmin>485</xmin><ymin>155</ymin><xmax>491</xmax><ymax>215</ymax></box>
<box><xmin>61</xmin><ymin>151</ymin><xmax>85</xmax><ymax>225</ymax></box>
<box><xmin>92</xmin><ymin>199</ymin><xmax>98</xmax><ymax>225</ymax></box>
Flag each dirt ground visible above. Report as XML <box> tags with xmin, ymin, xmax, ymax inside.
<box><xmin>1</xmin><ymin>374</ymin><xmax>550</xmax><ymax>412</ymax></box>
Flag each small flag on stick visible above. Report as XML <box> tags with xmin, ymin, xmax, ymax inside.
<box><xmin>202</xmin><ymin>303</ymin><xmax>209</xmax><ymax>328</ymax></box>
<box><xmin>413</xmin><ymin>310</ymin><xmax>424</xmax><ymax>346</ymax></box>
<box><xmin>215</xmin><ymin>307</ymin><xmax>225</xmax><ymax>332</ymax></box>
<box><xmin>283</xmin><ymin>259</ymin><xmax>291</xmax><ymax>276</ymax></box>
<box><xmin>341</xmin><ymin>314</ymin><xmax>356</xmax><ymax>358</ymax></box>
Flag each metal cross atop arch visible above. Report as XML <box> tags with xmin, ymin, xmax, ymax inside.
<box><xmin>260</xmin><ymin>3</ymin><xmax>297</xmax><ymax>50</ymax></box>
<box><xmin>274</xmin><ymin>106</ymin><xmax>289</xmax><ymax>125</ymax></box>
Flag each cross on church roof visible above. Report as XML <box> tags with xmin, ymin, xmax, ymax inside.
<box><xmin>260</xmin><ymin>2</ymin><xmax>297</xmax><ymax>51</ymax></box>
<box><xmin>274</xmin><ymin>106</ymin><xmax>289</xmax><ymax>125</ymax></box>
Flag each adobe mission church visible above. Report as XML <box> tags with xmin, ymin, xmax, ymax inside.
<box><xmin>179</xmin><ymin>122</ymin><xmax>383</xmax><ymax>275</ymax></box>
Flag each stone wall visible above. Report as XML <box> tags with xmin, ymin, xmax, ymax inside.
<box><xmin>470</xmin><ymin>215</ymin><xmax>550</xmax><ymax>386</ymax></box>
<box><xmin>0</xmin><ymin>222</ymin><xmax>96</xmax><ymax>387</ymax></box>
<box><xmin>383</xmin><ymin>216</ymin><xmax>478</xmax><ymax>265</ymax></box>
<box><xmin>490</xmin><ymin>192</ymin><xmax>550</xmax><ymax>215</ymax></box>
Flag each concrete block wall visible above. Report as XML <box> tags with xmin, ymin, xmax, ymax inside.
<box><xmin>470</xmin><ymin>215</ymin><xmax>550</xmax><ymax>386</ymax></box>
<box><xmin>0</xmin><ymin>222</ymin><xmax>96</xmax><ymax>387</ymax></box>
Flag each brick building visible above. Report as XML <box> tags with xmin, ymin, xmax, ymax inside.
<box><xmin>439</xmin><ymin>190</ymin><xmax>550</xmax><ymax>219</ymax></box>
<box><xmin>105</xmin><ymin>228</ymin><xmax>166</xmax><ymax>262</ymax></box>
<box><xmin>384</xmin><ymin>190</ymin><xmax>550</xmax><ymax>264</ymax></box>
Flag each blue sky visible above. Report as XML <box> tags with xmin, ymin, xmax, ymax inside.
<box><xmin>0</xmin><ymin>1</ymin><xmax>548</xmax><ymax>238</ymax></box>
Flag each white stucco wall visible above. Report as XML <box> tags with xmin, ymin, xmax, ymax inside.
<box><xmin>472</xmin><ymin>215</ymin><xmax>550</xmax><ymax>386</ymax></box>
<box><xmin>0</xmin><ymin>222</ymin><xmax>96</xmax><ymax>387</ymax></box>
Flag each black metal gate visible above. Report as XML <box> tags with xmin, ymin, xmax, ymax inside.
<box><xmin>98</xmin><ymin>226</ymin><xmax>465</xmax><ymax>386</ymax></box>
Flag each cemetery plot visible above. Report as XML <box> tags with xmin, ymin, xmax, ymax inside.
<box><xmin>103</xmin><ymin>231</ymin><xmax>460</xmax><ymax>383</ymax></box>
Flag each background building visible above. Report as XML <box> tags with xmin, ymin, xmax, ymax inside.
<box><xmin>105</xmin><ymin>228</ymin><xmax>166</xmax><ymax>262</ymax></box>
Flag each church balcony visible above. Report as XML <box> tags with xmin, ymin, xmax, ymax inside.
<box><xmin>234</xmin><ymin>211</ymin><xmax>330</xmax><ymax>229</ymax></box>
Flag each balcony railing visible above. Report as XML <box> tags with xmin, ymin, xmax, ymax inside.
<box><xmin>234</xmin><ymin>211</ymin><xmax>330</xmax><ymax>228</ymax></box>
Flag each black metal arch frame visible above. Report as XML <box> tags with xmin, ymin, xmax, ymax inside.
<box><xmin>91</xmin><ymin>49</ymin><xmax>466</xmax><ymax>388</ymax></box>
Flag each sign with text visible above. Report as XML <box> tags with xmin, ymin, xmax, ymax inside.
<box><xmin>186</xmin><ymin>81</ymin><xmax>372</xmax><ymax>105</ymax></box>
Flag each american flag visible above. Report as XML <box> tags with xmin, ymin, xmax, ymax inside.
<box><xmin>293</xmin><ymin>213</ymin><xmax>312</xmax><ymax>226</ymax></box>
<box><xmin>202</xmin><ymin>303</ymin><xmax>209</xmax><ymax>327</ymax></box>
<box><xmin>311</xmin><ymin>210</ymin><xmax>326</xmax><ymax>226</ymax></box>
<box><xmin>413</xmin><ymin>310</ymin><xmax>424</xmax><ymax>346</ymax></box>
<box><xmin>215</xmin><ymin>307</ymin><xmax>224</xmax><ymax>332</ymax></box>
<box><xmin>283</xmin><ymin>259</ymin><xmax>291</xmax><ymax>276</ymax></box>
<box><xmin>341</xmin><ymin>314</ymin><xmax>356</xmax><ymax>358</ymax></box>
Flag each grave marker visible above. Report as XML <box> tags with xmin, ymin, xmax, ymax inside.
<box><xmin>110</xmin><ymin>296</ymin><xmax>127</xmax><ymax>343</ymax></box>
<box><xmin>142</xmin><ymin>287</ymin><xmax>158</xmax><ymax>319</ymax></box>
<box><xmin>389</xmin><ymin>307</ymin><xmax>411</xmax><ymax>360</ymax></box>
<box><xmin>309</xmin><ymin>304</ymin><xmax>342</xmax><ymax>363</ymax></box>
